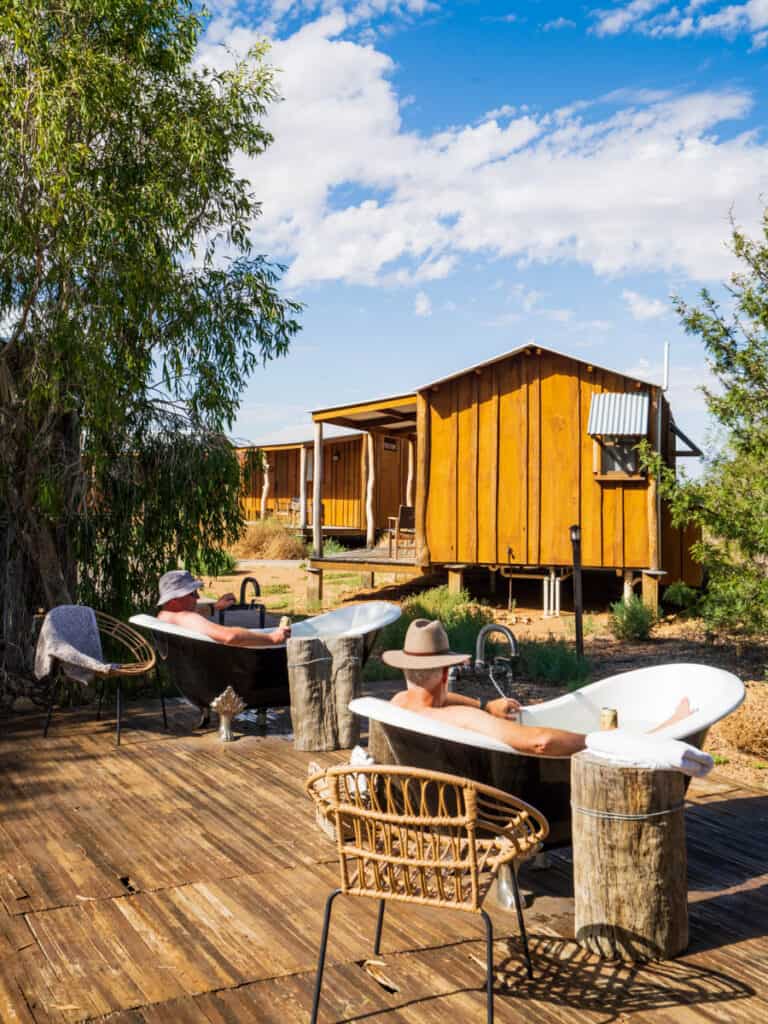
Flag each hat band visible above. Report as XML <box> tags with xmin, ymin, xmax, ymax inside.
<box><xmin>402</xmin><ymin>647</ymin><xmax>451</xmax><ymax>657</ymax></box>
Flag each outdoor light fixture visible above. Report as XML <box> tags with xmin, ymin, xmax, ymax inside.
<box><xmin>332</xmin><ymin>450</ymin><xmax>340</xmax><ymax>462</ymax></box>
<box><xmin>569</xmin><ymin>524</ymin><xmax>581</xmax><ymax>545</ymax></box>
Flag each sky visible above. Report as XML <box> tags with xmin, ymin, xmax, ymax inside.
<box><xmin>197</xmin><ymin>1</ymin><xmax>768</xmax><ymax>461</ymax></box>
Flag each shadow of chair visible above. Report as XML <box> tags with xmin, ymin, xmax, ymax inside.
<box><xmin>43</xmin><ymin>610</ymin><xmax>161</xmax><ymax>747</ymax></box>
<box><xmin>306</xmin><ymin>763</ymin><xmax>549</xmax><ymax>1024</ymax></box>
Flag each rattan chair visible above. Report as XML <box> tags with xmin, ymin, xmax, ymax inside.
<box><xmin>306</xmin><ymin>764</ymin><xmax>549</xmax><ymax>1023</ymax></box>
<box><xmin>43</xmin><ymin>611</ymin><xmax>161</xmax><ymax>746</ymax></box>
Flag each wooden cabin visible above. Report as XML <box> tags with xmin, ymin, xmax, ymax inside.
<box><xmin>308</xmin><ymin>346</ymin><xmax>701</xmax><ymax>609</ymax></box>
<box><xmin>237</xmin><ymin>432</ymin><xmax>411</xmax><ymax>537</ymax></box>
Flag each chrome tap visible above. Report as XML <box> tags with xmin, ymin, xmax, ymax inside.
<box><xmin>475</xmin><ymin>622</ymin><xmax>518</xmax><ymax>670</ymax></box>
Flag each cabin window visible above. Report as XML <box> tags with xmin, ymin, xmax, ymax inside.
<box><xmin>599</xmin><ymin>438</ymin><xmax>639</xmax><ymax>476</ymax></box>
<box><xmin>383</xmin><ymin>436</ymin><xmax>398</xmax><ymax>452</ymax></box>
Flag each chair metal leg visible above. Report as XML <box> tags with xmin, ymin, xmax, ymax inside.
<box><xmin>311</xmin><ymin>888</ymin><xmax>342</xmax><ymax>1024</ymax></box>
<box><xmin>160</xmin><ymin>689</ymin><xmax>168</xmax><ymax>730</ymax></box>
<box><xmin>509</xmin><ymin>866</ymin><xmax>533</xmax><ymax>979</ymax></box>
<box><xmin>373</xmin><ymin>899</ymin><xmax>386</xmax><ymax>956</ymax></box>
<box><xmin>480</xmin><ymin>909</ymin><xmax>494</xmax><ymax>1024</ymax></box>
<box><xmin>43</xmin><ymin>678</ymin><xmax>60</xmax><ymax>738</ymax></box>
<box><xmin>96</xmin><ymin>680</ymin><xmax>105</xmax><ymax>720</ymax></box>
<box><xmin>115</xmin><ymin>679</ymin><xmax>122</xmax><ymax>747</ymax></box>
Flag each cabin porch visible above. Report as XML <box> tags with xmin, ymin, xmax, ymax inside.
<box><xmin>0</xmin><ymin>697</ymin><xmax>766</xmax><ymax>1023</ymax></box>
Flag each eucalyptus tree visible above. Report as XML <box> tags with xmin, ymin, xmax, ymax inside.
<box><xmin>0</xmin><ymin>1</ymin><xmax>300</xmax><ymax>677</ymax></box>
<box><xmin>646</xmin><ymin>212</ymin><xmax>768</xmax><ymax>633</ymax></box>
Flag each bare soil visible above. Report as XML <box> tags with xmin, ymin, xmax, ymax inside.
<box><xmin>202</xmin><ymin>561</ymin><xmax>768</xmax><ymax>792</ymax></box>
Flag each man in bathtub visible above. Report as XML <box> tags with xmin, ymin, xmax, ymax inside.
<box><xmin>383</xmin><ymin>619</ymin><xmax>693</xmax><ymax>756</ymax></box>
<box><xmin>157</xmin><ymin>570</ymin><xmax>290</xmax><ymax>647</ymax></box>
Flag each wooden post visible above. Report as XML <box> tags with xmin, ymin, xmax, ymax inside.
<box><xmin>447</xmin><ymin>566</ymin><xmax>464</xmax><ymax>594</ymax></box>
<box><xmin>623</xmin><ymin>570</ymin><xmax>634</xmax><ymax>603</ymax></box>
<box><xmin>313</xmin><ymin>421</ymin><xmax>323</xmax><ymax>557</ymax></box>
<box><xmin>299</xmin><ymin>445</ymin><xmax>308</xmax><ymax>529</ymax></box>
<box><xmin>572</xmin><ymin>752</ymin><xmax>688</xmax><ymax>961</ymax></box>
<box><xmin>365</xmin><ymin>431</ymin><xmax>376</xmax><ymax>549</ymax></box>
<box><xmin>288</xmin><ymin>636</ymin><xmax>363</xmax><ymax>751</ymax></box>
<box><xmin>307</xmin><ymin>567</ymin><xmax>323</xmax><ymax>605</ymax></box>
<box><xmin>642</xmin><ymin>571</ymin><xmax>660</xmax><ymax>613</ymax></box>
<box><xmin>415</xmin><ymin>393</ymin><xmax>431</xmax><ymax>567</ymax></box>
<box><xmin>260</xmin><ymin>458</ymin><xmax>270</xmax><ymax>520</ymax></box>
<box><xmin>406</xmin><ymin>437</ymin><xmax>415</xmax><ymax>507</ymax></box>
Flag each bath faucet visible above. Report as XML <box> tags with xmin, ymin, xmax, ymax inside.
<box><xmin>239</xmin><ymin>576</ymin><xmax>261</xmax><ymax>605</ymax></box>
<box><xmin>475</xmin><ymin>622</ymin><xmax>519</xmax><ymax>670</ymax></box>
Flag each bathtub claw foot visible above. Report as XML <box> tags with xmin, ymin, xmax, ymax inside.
<box><xmin>196</xmin><ymin>708</ymin><xmax>211</xmax><ymax>729</ymax></box>
<box><xmin>211</xmin><ymin>687</ymin><xmax>247</xmax><ymax>743</ymax></box>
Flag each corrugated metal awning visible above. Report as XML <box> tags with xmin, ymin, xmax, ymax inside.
<box><xmin>587</xmin><ymin>393</ymin><xmax>649</xmax><ymax>436</ymax></box>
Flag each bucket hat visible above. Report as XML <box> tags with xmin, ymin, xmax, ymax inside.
<box><xmin>382</xmin><ymin>618</ymin><xmax>470</xmax><ymax>670</ymax></box>
<box><xmin>157</xmin><ymin>570</ymin><xmax>204</xmax><ymax>607</ymax></box>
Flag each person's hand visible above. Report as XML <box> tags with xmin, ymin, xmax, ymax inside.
<box><xmin>214</xmin><ymin>593</ymin><xmax>237</xmax><ymax>611</ymax></box>
<box><xmin>270</xmin><ymin>626</ymin><xmax>291</xmax><ymax>644</ymax></box>
<box><xmin>485</xmin><ymin>697</ymin><xmax>521</xmax><ymax>719</ymax></box>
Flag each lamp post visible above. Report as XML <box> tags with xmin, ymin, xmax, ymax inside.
<box><xmin>570</xmin><ymin>524</ymin><xmax>584</xmax><ymax>660</ymax></box>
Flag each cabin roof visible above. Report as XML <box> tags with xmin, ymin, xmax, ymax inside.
<box><xmin>311</xmin><ymin>392</ymin><xmax>418</xmax><ymax>433</ymax></box>
<box><xmin>416</xmin><ymin>344</ymin><xmax>659</xmax><ymax>392</ymax></box>
<box><xmin>235</xmin><ymin>433</ymin><xmax>364</xmax><ymax>452</ymax></box>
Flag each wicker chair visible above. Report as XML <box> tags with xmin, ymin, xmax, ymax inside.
<box><xmin>43</xmin><ymin>611</ymin><xmax>161</xmax><ymax>746</ymax></box>
<box><xmin>306</xmin><ymin>764</ymin><xmax>549</xmax><ymax>1023</ymax></box>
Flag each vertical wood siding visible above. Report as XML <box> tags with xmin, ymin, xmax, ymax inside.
<box><xmin>424</xmin><ymin>350</ymin><xmax>699</xmax><ymax>581</ymax></box>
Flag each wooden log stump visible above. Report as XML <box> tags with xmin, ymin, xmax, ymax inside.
<box><xmin>572</xmin><ymin>752</ymin><xmax>688</xmax><ymax>961</ymax></box>
<box><xmin>288</xmin><ymin>636</ymin><xmax>363</xmax><ymax>751</ymax></box>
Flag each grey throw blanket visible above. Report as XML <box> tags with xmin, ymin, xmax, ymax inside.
<box><xmin>34</xmin><ymin>605</ymin><xmax>110</xmax><ymax>685</ymax></box>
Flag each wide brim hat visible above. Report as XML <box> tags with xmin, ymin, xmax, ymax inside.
<box><xmin>382</xmin><ymin>618</ymin><xmax>470</xmax><ymax>670</ymax></box>
<box><xmin>157</xmin><ymin>570</ymin><xmax>204</xmax><ymax>606</ymax></box>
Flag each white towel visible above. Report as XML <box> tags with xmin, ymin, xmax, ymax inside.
<box><xmin>586</xmin><ymin>729</ymin><xmax>714</xmax><ymax>778</ymax></box>
<box><xmin>34</xmin><ymin>605</ymin><xmax>110</xmax><ymax>685</ymax></box>
<box><xmin>349</xmin><ymin>744</ymin><xmax>376</xmax><ymax>796</ymax></box>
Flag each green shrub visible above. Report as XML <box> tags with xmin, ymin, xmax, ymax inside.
<box><xmin>362</xmin><ymin>658</ymin><xmax>403</xmax><ymax>683</ymax></box>
<box><xmin>322</xmin><ymin>537</ymin><xmax>348</xmax><ymax>555</ymax></box>
<box><xmin>662</xmin><ymin>580</ymin><xmax>700</xmax><ymax>616</ymax></box>
<box><xmin>609</xmin><ymin>595</ymin><xmax>657</xmax><ymax>641</ymax></box>
<box><xmin>378</xmin><ymin>585</ymin><xmax>494</xmax><ymax>656</ymax></box>
<box><xmin>186</xmin><ymin>549</ymin><xmax>237</xmax><ymax>576</ymax></box>
<box><xmin>518</xmin><ymin>639</ymin><xmax>591</xmax><ymax>688</ymax></box>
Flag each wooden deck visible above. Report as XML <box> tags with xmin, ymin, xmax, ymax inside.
<box><xmin>1</xmin><ymin>699</ymin><xmax>767</xmax><ymax>1023</ymax></box>
<box><xmin>310</xmin><ymin>547</ymin><xmax>423</xmax><ymax>576</ymax></box>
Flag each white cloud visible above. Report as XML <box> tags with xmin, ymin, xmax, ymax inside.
<box><xmin>622</xmin><ymin>289</ymin><xmax>669</xmax><ymax>319</ymax></box>
<box><xmin>414</xmin><ymin>290</ymin><xmax>432</xmax><ymax>316</ymax></box>
<box><xmin>543</xmin><ymin>17</ymin><xmax>577</xmax><ymax>30</ymax></box>
<box><xmin>197</xmin><ymin>13</ymin><xmax>768</xmax><ymax>291</ymax></box>
<box><xmin>590</xmin><ymin>1</ymin><xmax>768</xmax><ymax>47</ymax></box>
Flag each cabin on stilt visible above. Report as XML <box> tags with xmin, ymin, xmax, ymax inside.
<box><xmin>307</xmin><ymin>345</ymin><xmax>702</xmax><ymax>611</ymax></box>
<box><xmin>237</xmin><ymin>431</ymin><xmax>411</xmax><ymax>542</ymax></box>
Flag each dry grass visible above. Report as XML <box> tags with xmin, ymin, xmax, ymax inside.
<box><xmin>229</xmin><ymin>520</ymin><xmax>307</xmax><ymax>560</ymax></box>
<box><xmin>717</xmin><ymin>682</ymin><xmax>768</xmax><ymax>759</ymax></box>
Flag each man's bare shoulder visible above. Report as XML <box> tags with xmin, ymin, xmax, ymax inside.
<box><xmin>158</xmin><ymin>610</ymin><xmax>216</xmax><ymax>635</ymax></box>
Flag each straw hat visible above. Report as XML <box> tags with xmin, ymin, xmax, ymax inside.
<box><xmin>382</xmin><ymin>619</ymin><xmax>470</xmax><ymax>670</ymax></box>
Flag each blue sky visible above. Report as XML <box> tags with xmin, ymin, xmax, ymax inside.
<box><xmin>198</xmin><ymin>2</ymin><xmax>768</xmax><ymax>460</ymax></box>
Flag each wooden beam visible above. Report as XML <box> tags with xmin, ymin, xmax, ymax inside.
<box><xmin>313</xmin><ymin>394</ymin><xmax>416</xmax><ymax>423</ymax></box>
<box><xmin>299</xmin><ymin>445</ymin><xmax>308</xmax><ymax>529</ymax></box>
<box><xmin>307</xmin><ymin>567</ymin><xmax>323</xmax><ymax>604</ymax></box>
<box><xmin>415</xmin><ymin>392</ymin><xmax>431</xmax><ymax>567</ymax></box>
<box><xmin>260</xmin><ymin>458</ymin><xmax>270</xmax><ymax>520</ymax></box>
<box><xmin>406</xmin><ymin>437</ymin><xmax>415</xmax><ymax>507</ymax></box>
<box><xmin>446</xmin><ymin>566</ymin><xmax>465</xmax><ymax>594</ymax></box>
<box><xmin>312</xmin><ymin>421</ymin><xmax>323</xmax><ymax>557</ymax></box>
<box><xmin>365</xmin><ymin>432</ymin><xmax>376</xmax><ymax>548</ymax></box>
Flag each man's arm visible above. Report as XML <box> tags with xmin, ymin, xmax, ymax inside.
<box><xmin>160</xmin><ymin>611</ymin><xmax>288</xmax><ymax>648</ymax></box>
<box><xmin>425</xmin><ymin>704</ymin><xmax>586</xmax><ymax>756</ymax></box>
<box><xmin>443</xmin><ymin>693</ymin><xmax>521</xmax><ymax>718</ymax></box>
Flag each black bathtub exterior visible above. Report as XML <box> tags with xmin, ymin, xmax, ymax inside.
<box><xmin>369</xmin><ymin>720</ymin><xmax>710</xmax><ymax>848</ymax></box>
<box><xmin>152</xmin><ymin>630</ymin><xmax>290</xmax><ymax>712</ymax></box>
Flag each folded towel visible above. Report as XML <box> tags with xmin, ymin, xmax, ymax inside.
<box><xmin>350</xmin><ymin>744</ymin><xmax>375</xmax><ymax>795</ymax></box>
<box><xmin>34</xmin><ymin>605</ymin><xmax>110</xmax><ymax>686</ymax></box>
<box><xmin>586</xmin><ymin>729</ymin><xmax>714</xmax><ymax>778</ymax></box>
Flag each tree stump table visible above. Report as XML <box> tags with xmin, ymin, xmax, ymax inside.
<box><xmin>571</xmin><ymin>752</ymin><xmax>689</xmax><ymax>961</ymax></box>
<box><xmin>288</xmin><ymin>635</ymin><xmax>363</xmax><ymax>751</ymax></box>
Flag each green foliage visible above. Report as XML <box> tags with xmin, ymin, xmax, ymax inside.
<box><xmin>639</xmin><ymin>210</ymin><xmax>768</xmax><ymax>634</ymax></box>
<box><xmin>362</xmin><ymin>658</ymin><xmax>403</xmax><ymax>683</ymax></box>
<box><xmin>263</xmin><ymin>583</ymin><xmax>291</xmax><ymax>595</ymax></box>
<box><xmin>186</xmin><ymin>548</ymin><xmax>237</xmax><ymax>578</ymax></box>
<box><xmin>321</xmin><ymin>537</ymin><xmax>348</xmax><ymax>556</ymax></box>
<box><xmin>608</xmin><ymin>596</ymin><xmax>657</xmax><ymax>641</ymax></box>
<box><xmin>662</xmin><ymin>580</ymin><xmax>700</xmax><ymax>615</ymax></box>
<box><xmin>518</xmin><ymin>639</ymin><xmax>591</xmax><ymax>688</ymax></box>
<box><xmin>0</xmin><ymin>1</ymin><xmax>301</xmax><ymax>660</ymax></box>
<box><xmin>378</xmin><ymin>586</ymin><xmax>494</xmax><ymax>656</ymax></box>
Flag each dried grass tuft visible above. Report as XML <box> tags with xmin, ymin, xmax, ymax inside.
<box><xmin>229</xmin><ymin>520</ymin><xmax>307</xmax><ymax>560</ymax></box>
<box><xmin>717</xmin><ymin>683</ymin><xmax>768</xmax><ymax>758</ymax></box>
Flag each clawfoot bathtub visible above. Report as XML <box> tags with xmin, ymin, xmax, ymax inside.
<box><xmin>351</xmin><ymin>663</ymin><xmax>744</xmax><ymax>846</ymax></box>
<box><xmin>130</xmin><ymin>601</ymin><xmax>400</xmax><ymax>722</ymax></box>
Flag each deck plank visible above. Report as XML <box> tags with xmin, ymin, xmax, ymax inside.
<box><xmin>0</xmin><ymin>701</ymin><xmax>766</xmax><ymax>1022</ymax></box>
